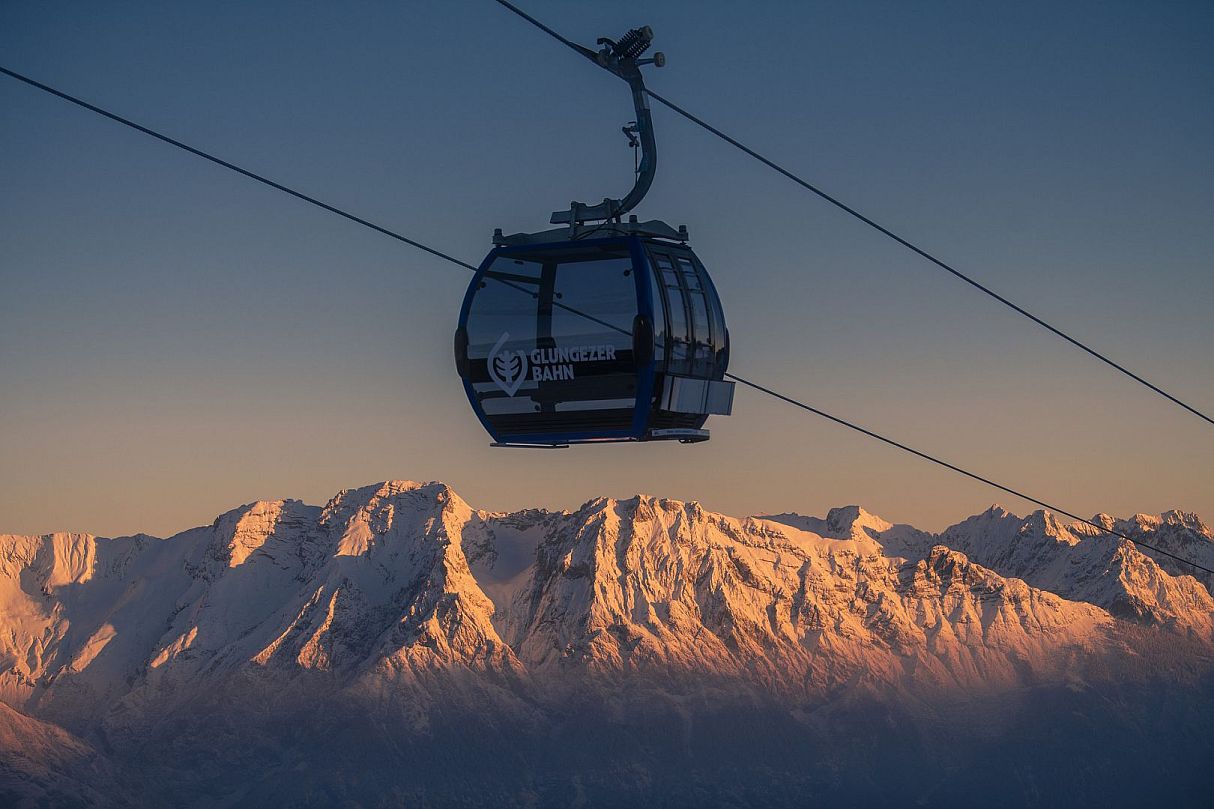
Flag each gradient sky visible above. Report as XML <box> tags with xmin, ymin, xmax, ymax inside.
<box><xmin>2</xmin><ymin>1</ymin><xmax>1211</xmax><ymax>537</ymax></box>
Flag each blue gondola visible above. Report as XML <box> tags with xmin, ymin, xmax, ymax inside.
<box><xmin>454</xmin><ymin>26</ymin><xmax>734</xmax><ymax>447</ymax></box>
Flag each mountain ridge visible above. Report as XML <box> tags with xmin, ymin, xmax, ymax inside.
<box><xmin>2</xmin><ymin>480</ymin><xmax>1212</xmax><ymax>806</ymax></box>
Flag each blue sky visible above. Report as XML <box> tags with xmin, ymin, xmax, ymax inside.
<box><xmin>2</xmin><ymin>1</ymin><xmax>1211</xmax><ymax>536</ymax></box>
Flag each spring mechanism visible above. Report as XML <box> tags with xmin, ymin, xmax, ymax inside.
<box><xmin>612</xmin><ymin>26</ymin><xmax>653</xmax><ymax>60</ymax></box>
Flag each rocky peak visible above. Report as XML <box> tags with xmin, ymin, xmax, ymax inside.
<box><xmin>0</xmin><ymin>483</ymin><xmax>1208</xmax><ymax>727</ymax></box>
<box><xmin>825</xmin><ymin>505</ymin><xmax>894</xmax><ymax>538</ymax></box>
<box><xmin>209</xmin><ymin>499</ymin><xmax>318</xmax><ymax>568</ymax></box>
<box><xmin>1160</xmin><ymin>510</ymin><xmax>1211</xmax><ymax>535</ymax></box>
<box><xmin>1019</xmin><ymin>509</ymin><xmax>1081</xmax><ymax>545</ymax></box>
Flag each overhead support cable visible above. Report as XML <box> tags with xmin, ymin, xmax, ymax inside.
<box><xmin>723</xmin><ymin>373</ymin><xmax>1214</xmax><ymax>576</ymax></box>
<box><xmin>490</xmin><ymin>0</ymin><xmax>1214</xmax><ymax>429</ymax></box>
<box><xmin>0</xmin><ymin>66</ymin><xmax>479</xmax><ymax>274</ymax></box>
<box><xmin>1</xmin><ymin>64</ymin><xmax>1210</xmax><ymax>577</ymax></box>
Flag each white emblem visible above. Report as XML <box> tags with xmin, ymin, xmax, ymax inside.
<box><xmin>487</xmin><ymin>332</ymin><xmax>528</xmax><ymax>397</ymax></box>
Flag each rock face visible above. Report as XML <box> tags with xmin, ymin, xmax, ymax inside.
<box><xmin>931</xmin><ymin>506</ymin><xmax>1214</xmax><ymax>629</ymax></box>
<box><xmin>1</xmin><ymin>482</ymin><xmax>1212</xmax><ymax>807</ymax></box>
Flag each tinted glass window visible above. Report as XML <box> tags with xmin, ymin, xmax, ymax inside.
<box><xmin>688</xmin><ymin>290</ymin><xmax>712</xmax><ymax>375</ymax></box>
<box><xmin>552</xmin><ymin>256</ymin><xmax>635</xmax><ymax>341</ymax></box>
<box><xmin>644</xmin><ymin>252</ymin><xmax>668</xmax><ymax>371</ymax></box>
<box><xmin>703</xmin><ymin>267</ymin><xmax>728</xmax><ymax>368</ymax></box>
<box><xmin>465</xmin><ymin>257</ymin><xmax>542</xmax><ymax>360</ymax></box>
<box><xmin>464</xmin><ymin>244</ymin><xmax>641</xmax><ymax>438</ymax></box>
<box><xmin>654</xmin><ymin>254</ymin><xmax>692</xmax><ymax>374</ymax></box>
<box><xmin>647</xmin><ymin>247</ymin><xmax>727</xmax><ymax>379</ymax></box>
<box><xmin>677</xmin><ymin>257</ymin><xmax>702</xmax><ymax>290</ymax></box>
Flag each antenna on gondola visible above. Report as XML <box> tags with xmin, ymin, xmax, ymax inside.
<box><xmin>622</xmin><ymin>123</ymin><xmax>640</xmax><ymax>177</ymax></box>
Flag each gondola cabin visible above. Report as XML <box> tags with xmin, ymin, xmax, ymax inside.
<box><xmin>454</xmin><ymin>24</ymin><xmax>732</xmax><ymax>446</ymax></box>
<box><xmin>454</xmin><ymin>222</ymin><xmax>733</xmax><ymax>446</ymax></box>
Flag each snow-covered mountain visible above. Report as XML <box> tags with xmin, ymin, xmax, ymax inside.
<box><xmin>2</xmin><ymin>481</ymin><xmax>1212</xmax><ymax>807</ymax></box>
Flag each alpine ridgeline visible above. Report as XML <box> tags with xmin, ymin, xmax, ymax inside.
<box><xmin>2</xmin><ymin>482</ymin><xmax>1212</xmax><ymax>807</ymax></box>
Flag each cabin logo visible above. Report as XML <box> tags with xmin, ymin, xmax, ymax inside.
<box><xmin>488</xmin><ymin>333</ymin><xmax>619</xmax><ymax>395</ymax></box>
<box><xmin>488</xmin><ymin>332</ymin><xmax>528</xmax><ymax>397</ymax></box>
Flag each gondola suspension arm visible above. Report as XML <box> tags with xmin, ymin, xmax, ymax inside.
<box><xmin>549</xmin><ymin>27</ymin><xmax>664</xmax><ymax>227</ymax></box>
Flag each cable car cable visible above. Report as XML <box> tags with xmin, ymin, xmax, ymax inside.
<box><xmin>723</xmin><ymin>371</ymin><xmax>1214</xmax><ymax>576</ymax></box>
<box><xmin>0</xmin><ymin>66</ymin><xmax>481</xmax><ymax>276</ymax></box>
<box><xmin>0</xmin><ymin>67</ymin><xmax>629</xmax><ymax>360</ymax></box>
<box><xmin>490</xmin><ymin>0</ymin><xmax>1214</xmax><ymax>430</ymax></box>
<box><xmin>2</xmin><ymin>65</ymin><xmax>1210</xmax><ymax>577</ymax></box>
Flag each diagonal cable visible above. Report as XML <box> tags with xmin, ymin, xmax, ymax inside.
<box><xmin>1</xmin><ymin>64</ymin><xmax>1210</xmax><ymax>578</ymax></box>
<box><xmin>0</xmin><ymin>66</ymin><xmax>479</xmax><ymax>274</ymax></box>
<box><xmin>724</xmin><ymin>372</ymin><xmax>1214</xmax><ymax>576</ymax></box>
<box><xmin>491</xmin><ymin>0</ymin><xmax>1214</xmax><ymax>428</ymax></box>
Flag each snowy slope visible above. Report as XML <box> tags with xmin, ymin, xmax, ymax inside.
<box><xmin>503</xmin><ymin>495</ymin><xmax>1113</xmax><ymax>698</ymax></box>
<box><xmin>928</xmin><ymin>506</ymin><xmax>1214</xmax><ymax>628</ymax></box>
<box><xmin>3</xmin><ymin>484</ymin><xmax>1210</xmax><ymax>713</ymax></box>
<box><xmin>1</xmin><ymin>482</ymin><xmax>1212</xmax><ymax>806</ymax></box>
<box><xmin>0</xmin><ymin>701</ymin><xmax>123</xmax><ymax>807</ymax></box>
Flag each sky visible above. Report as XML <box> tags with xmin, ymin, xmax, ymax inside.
<box><xmin>2</xmin><ymin>0</ymin><xmax>1211</xmax><ymax>537</ymax></box>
